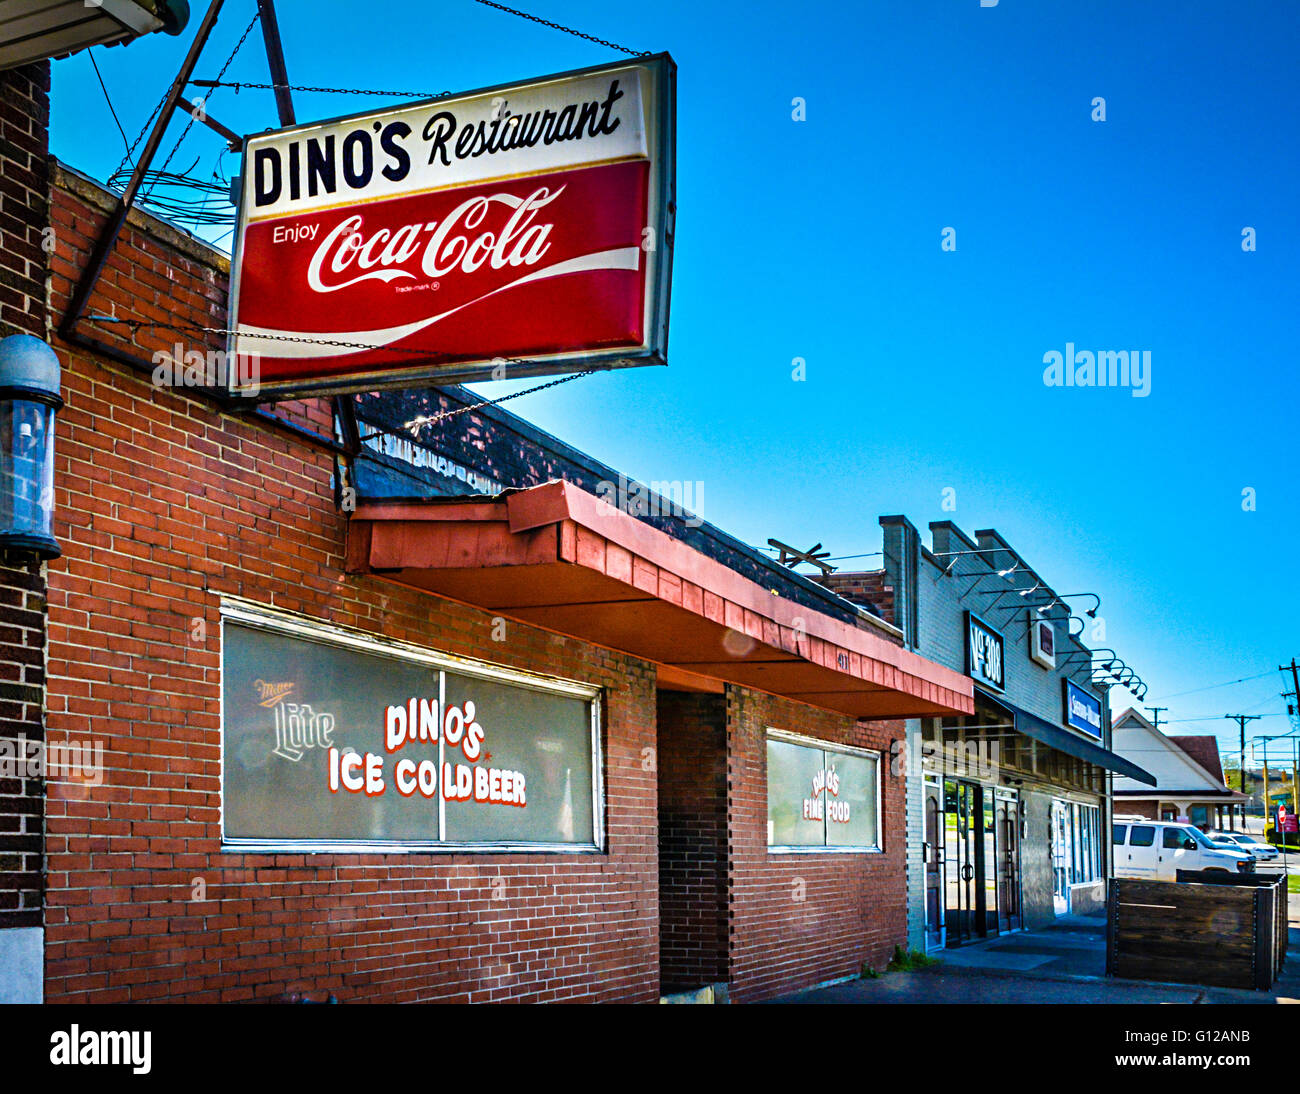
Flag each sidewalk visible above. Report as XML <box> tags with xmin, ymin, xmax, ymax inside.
<box><xmin>773</xmin><ymin>914</ymin><xmax>1300</xmax><ymax>1004</ymax></box>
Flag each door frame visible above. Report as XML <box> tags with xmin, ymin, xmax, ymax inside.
<box><xmin>923</xmin><ymin>773</ymin><xmax>945</xmax><ymax>951</ymax></box>
<box><xmin>994</xmin><ymin>788</ymin><xmax>1022</xmax><ymax>934</ymax></box>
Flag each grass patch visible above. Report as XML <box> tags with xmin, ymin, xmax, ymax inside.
<box><xmin>886</xmin><ymin>945</ymin><xmax>940</xmax><ymax>972</ymax></box>
<box><xmin>1287</xmin><ymin>874</ymin><xmax>1300</xmax><ymax>895</ymax></box>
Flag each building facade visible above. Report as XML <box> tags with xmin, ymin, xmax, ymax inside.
<box><xmin>1111</xmin><ymin>708</ymin><xmax>1246</xmax><ymax>830</ymax></box>
<box><xmin>2</xmin><ymin>68</ymin><xmax>976</xmax><ymax>1000</ymax></box>
<box><xmin>821</xmin><ymin>518</ymin><xmax>1154</xmax><ymax>949</ymax></box>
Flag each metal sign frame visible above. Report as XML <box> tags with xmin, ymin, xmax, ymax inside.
<box><xmin>225</xmin><ymin>52</ymin><xmax>676</xmax><ymax>399</ymax></box>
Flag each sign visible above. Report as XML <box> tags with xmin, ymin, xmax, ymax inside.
<box><xmin>766</xmin><ymin>735</ymin><xmax>879</xmax><ymax>849</ymax></box>
<box><xmin>1029</xmin><ymin>615</ymin><xmax>1056</xmax><ymax>669</ymax></box>
<box><xmin>228</xmin><ymin>55</ymin><xmax>676</xmax><ymax>397</ymax></box>
<box><xmin>1063</xmin><ymin>678</ymin><xmax>1103</xmax><ymax>739</ymax></box>
<box><xmin>965</xmin><ymin>612</ymin><xmax>1004</xmax><ymax>692</ymax></box>
<box><xmin>222</xmin><ymin>615</ymin><xmax>600</xmax><ymax>849</ymax></box>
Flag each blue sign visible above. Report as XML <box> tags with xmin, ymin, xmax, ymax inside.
<box><xmin>965</xmin><ymin>612</ymin><xmax>1004</xmax><ymax>692</ymax></box>
<box><xmin>1063</xmin><ymin>678</ymin><xmax>1103</xmax><ymax>739</ymax></box>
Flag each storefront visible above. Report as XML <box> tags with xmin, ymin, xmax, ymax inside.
<box><xmin>3</xmin><ymin>143</ymin><xmax>976</xmax><ymax>1001</ymax></box>
<box><xmin>822</xmin><ymin>519</ymin><xmax>1155</xmax><ymax>947</ymax></box>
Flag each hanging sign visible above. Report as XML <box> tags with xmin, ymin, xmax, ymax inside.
<box><xmin>1029</xmin><ymin>615</ymin><xmax>1056</xmax><ymax>669</ymax></box>
<box><xmin>227</xmin><ymin>54</ymin><xmax>676</xmax><ymax>397</ymax></box>
<box><xmin>1063</xmin><ymin>678</ymin><xmax>1103</xmax><ymax>739</ymax></box>
<box><xmin>965</xmin><ymin>612</ymin><xmax>1004</xmax><ymax>692</ymax></box>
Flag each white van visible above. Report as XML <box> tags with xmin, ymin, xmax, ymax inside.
<box><xmin>1113</xmin><ymin>818</ymin><xmax>1255</xmax><ymax>881</ymax></box>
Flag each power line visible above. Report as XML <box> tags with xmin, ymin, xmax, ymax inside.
<box><xmin>1164</xmin><ymin>712</ymin><xmax>1287</xmax><ymax>724</ymax></box>
<box><xmin>148</xmin><ymin>8</ymin><xmax>262</xmax><ymax>198</ymax></box>
<box><xmin>88</xmin><ymin>50</ymin><xmax>131</xmax><ymax>159</ymax></box>
<box><xmin>1149</xmin><ymin>669</ymin><xmax>1276</xmax><ymax>702</ymax></box>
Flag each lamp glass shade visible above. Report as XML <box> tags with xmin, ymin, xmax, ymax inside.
<box><xmin>0</xmin><ymin>399</ymin><xmax>58</xmax><ymax>556</ymax></box>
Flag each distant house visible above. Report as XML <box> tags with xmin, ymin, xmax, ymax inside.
<box><xmin>1111</xmin><ymin>708</ymin><xmax>1248</xmax><ymax>830</ymax></box>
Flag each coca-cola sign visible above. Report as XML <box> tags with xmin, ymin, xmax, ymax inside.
<box><xmin>227</xmin><ymin>55</ymin><xmax>675</xmax><ymax>397</ymax></box>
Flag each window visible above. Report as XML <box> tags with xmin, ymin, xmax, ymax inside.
<box><xmin>1162</xmin><ymin>826</ymin><xmax>1188</xmax><ymax>849</ymax></box>
<box><xmin>1113</xmin><ymin>823</ymin><xmax>1128</xmax><ymax>845</ymax></box>
<box><xmin>766</xmin><ymin>731</ymin><xmax>881</xmax><ymax>851</ymax></box>
<box><xmin>1129</xmin><ymin>825</ymin><xmax>1155</xmax><ymax>847</ymax></box>
<box><xmin>221</xmin><ymin>607</ymin><xmax>602</xmax><ymax>852</ymax></box>
<box><xmin>1070</xmin><ymin>803</ymin><xmax>1101</xmax><ymax>883</ymax></box>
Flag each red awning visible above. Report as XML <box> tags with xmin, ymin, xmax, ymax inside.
<box><xmin>347</xmin><ymin>481</ymin><xmax>974</xmax><ymax>719</ymax></box>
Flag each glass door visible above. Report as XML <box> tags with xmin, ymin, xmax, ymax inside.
<box><xmin>944</xmin><ymin>779</ymin><xmax>983</xmax><ymax>945</ymax></box>
<box><xmin>924</xmin><ymin>775</ymin><xmax>945</xmax><ymax>950</ymax></box>
<box><xmin>1052</xmin><ymin>799</ymin><xmax>1072</xmax><ymax>916</ymax></box>
<box><xmin>982</xmin><ymin>787</ymin><xmax>998</xmax><ymax>936</ymax></box>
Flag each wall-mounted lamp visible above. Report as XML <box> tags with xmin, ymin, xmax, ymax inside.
<box><xmin>1054</xmin><ymin>592</ymin><xmax>1101</xmax><ymax>618</ymax></box>
<box><xmin>0</xmin><ymin>335</ymin><xmax>62</xmax><ymax>559</ymax></box>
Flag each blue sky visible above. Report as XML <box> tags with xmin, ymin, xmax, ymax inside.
<box><xmin>49</xmin><ymin>0</ymin><xmax>1300</xmax><ymax>761</ymax></box>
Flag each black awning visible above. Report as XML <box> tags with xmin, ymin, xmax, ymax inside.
<box><xmin>977</xmin><ymin>690</ymin><xmax>1157</xmax><ymax>786</ymax></box>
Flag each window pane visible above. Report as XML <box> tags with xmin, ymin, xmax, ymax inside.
<box><xmin>441</xmin><ymin>671</ymin><xmax>595</xmax><ymax>844</ymax></box>
<box><xmin>1130</xmin><ymin>825</ymin><xmax>1155</xmax><ymax>847</ymax></box>
<box><xmin>1113</xmin><ymin>823</ymin><xmax>1128</xmax><ymax>845</ymax></box>
<box><xmin>223</xmin><ymin>621</ymin><xmax>439</xmax><ymax>841</ymax></box>
<box><xmin>826</xmin><ymin>752</ymin><xmax>879</xmax><ymax>849</ymax></box>
<box><xmin>222</xmin><ymin>621</ymin><xmax>599</xmax><ymax>847</ymax></box>
<box><xmin>1162</xmin><ymin>826</ymin><xmax>1186</xmax><ymax>849</ymax></box>
<box><xmin>767</xmin><ymin>739</ymin><xmax>827</xmax><ymax>846</ymax></box>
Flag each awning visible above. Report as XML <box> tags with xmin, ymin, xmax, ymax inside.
<box><xmin>347</xmin><ymin>481</ymin><xmax>975</xmax><ymax>720</ymax></box>
<box><xmin>977</xmin><ymin>690</ymin><xmax>1157</xmax><ymax>786</ymax></box>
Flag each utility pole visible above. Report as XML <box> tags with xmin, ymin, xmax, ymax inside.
<box><xmin>1278</xmin><ymin>661</ymin><xmax>1300</xmax><ymax>831</ymax></box>
<box><xmin>1281</xmin><ymin>659</ymin><xmax>1300</xmax><ymax>725</ymax></box>
<box><xmin>1145</xmin><ymin>706</ymin><xmax>1167</xmax><ymax>731</ymax></box>
<box><xmin>1228</xmin><ymin>714</ymin><xmax>1262</xmax><ymax>808</ymax></box>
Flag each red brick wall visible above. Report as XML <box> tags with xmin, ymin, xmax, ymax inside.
<box><xmin>0</xmin><ymin>550</ymin><xmax>46</xmax><ymax>929</ymax></box>
<box><xmin>817</xmin><ymin>570</ymin><xmax>894</xmax><ymax>625</ymax></box>
<box><xmin>42</xmin><ymin>168</ymin><xmax>659</xmax><ymax>1003</ymax></box>
<box><xmin>1115</xmin><ymin>800</ymin><xmax>1158</xmax><ymax>820</ymax></box>
<box><xmin>656</xmin><ymin>689</ymin><xmax>727</xmax><ymax>990</ymax></box>
<box><xmin>0</xmin><ymin>62</ymin><xmax>49</xmax><ymax>339</ymax></box>
<box><xmin>726</xmin><ymin>686</ymin><xmax>906</xmax><ymax>1002</ymax></box>
<box><xmin>0</xmin><ymin>61</ymin><xmax>51</xmax><ymax>934</ymax></box>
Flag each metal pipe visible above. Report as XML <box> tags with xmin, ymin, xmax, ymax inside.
<box><xmin>61</xmin><ymin>0</ymin><xmax>229</xmax><ymax>338</ymax></box>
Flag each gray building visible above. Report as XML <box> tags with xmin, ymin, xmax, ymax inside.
<box><xmin>820</xmin><ymin>518</ymin><xmax>1154</xmax><ymax>950</ymax></box>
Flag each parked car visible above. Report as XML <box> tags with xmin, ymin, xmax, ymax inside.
<box><xmin>1207</xmin><ymin>830</ymin><xmax>1280</xmax><ymax>862</ymax></box>
<box><xmin>1112</xmin><ymin>819</ymin><xmax>1256</xmax><ymax>880</ymax></box>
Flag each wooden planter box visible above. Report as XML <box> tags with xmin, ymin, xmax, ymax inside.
<box><xmin>1106</xmin><ymin>873</ymin><xmax>1287</xmax><ymax>990</ymax></box>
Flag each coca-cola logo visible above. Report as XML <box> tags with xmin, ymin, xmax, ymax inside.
<box><xmin>307</xmin><ymin>186</ymin><xmax>562</xmax><ymax>293</ymax></box>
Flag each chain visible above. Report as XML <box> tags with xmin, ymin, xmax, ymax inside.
<box><xmin>198</xmin><ymin>80</ymin><xmax>454</xmax><ymax>99</ymax></box>
<box><xmin>471</xmin><ymin>0</ymin><xmax>651</xmax><ymax>56</ymax></box>
<box><xmin>398</xmin><ymin>370</ymin><xmax>597</xmax><ymax>437</ymax></box>
<box><xmin>148</xmin><ymin>9</ymin><xmax>263</xmax><ymax>196</ymax></box>
<box><xmin>112</xmin><ymin>84</ymin><xmax>172</xmax><ymax>183</ymax></box>
<box><xmin>84</xmin><ymin>316</ymin><xmax>602</xmax><ymax>427</ymax></box>
<box><xmin>89</xmin><ymin>318</ymin><xmax>467</xmax><ymax>361</ymax></box>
